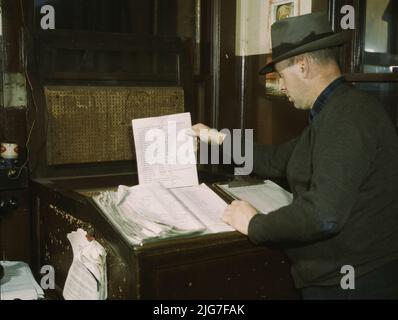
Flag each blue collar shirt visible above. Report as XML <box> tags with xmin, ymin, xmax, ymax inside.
<box><xmin>309</xmin><ymin>76</ymin><xmax>346</xmax><ymax>123</ymax></box>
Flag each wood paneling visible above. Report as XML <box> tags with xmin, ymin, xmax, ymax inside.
<box><xmin>0</xmin><ymin>189</ymin><xmax>31</xmax><ymax>264</ymax></box>
<box><xmin>2</xmin><ymin>0</ymin><xmax>24</xmax><ymax>72</ymax></box>
<box><xmin>311</xmin><ymin>0</ymin><xmax>330</xmax><ymax>13</ymax></box>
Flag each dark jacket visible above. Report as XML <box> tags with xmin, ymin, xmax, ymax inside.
<box><xmin>249</xmin><ymin>84</ymin><xmax>398</xmax><ymax>288</ymax></box>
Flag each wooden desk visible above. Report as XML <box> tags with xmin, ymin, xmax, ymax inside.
<box><xmin>31</xmin><ymin>172</ymin><xmax>299</xmax><ymax>299</ymax></box>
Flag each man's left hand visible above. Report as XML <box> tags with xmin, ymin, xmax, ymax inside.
<box><xmin>222</xmin><ymin>200</ymin><xmax>258</xmax><ymax>235</ymax></box>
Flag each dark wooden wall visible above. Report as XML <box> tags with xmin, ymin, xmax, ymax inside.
<box><xmin>0</xmin><ymin>0</ymin><xmax>31</xmax><ymax>264</ymax></box>
<box><xmin>1</xmin><ymin>0</ymin><xmax>26</xmax><ymax>138</ymax></box>
<box><xmin>33</xmin><ymin>0</ymin><xmax>176</xmax><ymax>34</ymax></box>
<box><xmin>1</xmin><ymin>0</ymin><xmax>28</xmax><ymax>159</ymax></box>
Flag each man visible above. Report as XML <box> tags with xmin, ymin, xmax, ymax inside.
<box><xmin>192</xmin><ymin>12</ymin><xmax>398</xmax><ymax>299</ymax></box>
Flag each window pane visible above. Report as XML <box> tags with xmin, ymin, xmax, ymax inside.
<box><xmin>363</xmin><ymin>0</ymin><xmax>398</xmax><ymax>73</ymax></box>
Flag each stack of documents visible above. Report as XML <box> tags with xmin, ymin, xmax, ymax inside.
<box><xmin>92</xmin><ymin>182</ymin><xmax>234</xmax><ymax>245</ymax></box>
<box><xmin>132</xmin><ymin>112</ymin><xmax>198</xmax><ymax>188</ymax></box>
<box><xmin>217</xmin><ymin>180</ymin><xmax>293</xmax><ymax>213</ymax></box>
<box><xmin>63</xmin><ymin>228</ymin><xmax>107</xmax><ymax>300</ymax></box>
<box><xmin>0</xmin><ymin>261</ymin><xmax>45</xmax><ymax>300</ymax></box>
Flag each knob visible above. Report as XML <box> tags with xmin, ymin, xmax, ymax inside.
<box><xmin>0</xmin><ymin>197</ymin><xmax>19</xmax><ymax>217</ymax></box>
<box><xmin>0</xmin><ymin>198</ymin><xmax>7</xmax><ymax>217</ymax></box>
<box><xmin>7</xmin><ymin>198</ymin><xmax>18</xmax><ymax>210</ymax></box>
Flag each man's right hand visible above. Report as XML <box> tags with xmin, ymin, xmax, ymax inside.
<box><xmin>188</xmin><ymin>123</ymin><xmax>226</xmax><ymax>145</ymax></box>
<box><xmin>188</xmin><ymin>123</ymin><xmax>211</xmax><ymax>141</ymax></box>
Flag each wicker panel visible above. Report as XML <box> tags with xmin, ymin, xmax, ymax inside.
<box><xmin>44</xmin><ymin>86</ymin><xmax>184</xmax><ymax>165</ymax></box>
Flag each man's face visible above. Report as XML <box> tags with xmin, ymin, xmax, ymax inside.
<box><xmin>274</xmin><ymin>59</ymin><xmax>312</xmax><ymax>110</ymax></box>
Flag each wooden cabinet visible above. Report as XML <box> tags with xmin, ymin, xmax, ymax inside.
<box><xmin>31</xmin><ymin>172</ymin><xmax>299</xmax><ymax>299</ymax></box>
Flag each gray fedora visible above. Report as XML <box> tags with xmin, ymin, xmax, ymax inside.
<box><xmin>259</xmin><ymin>12</ymin><xmax>351</xmax><ymax>75</ymax></box>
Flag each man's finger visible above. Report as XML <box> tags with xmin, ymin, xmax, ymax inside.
<box><xmin>185</xmin><ymin>128</ymin><xmax>199</xmax><ymax>137</ymax></box>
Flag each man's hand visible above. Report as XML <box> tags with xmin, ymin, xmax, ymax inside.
<box><xmin>187</xmin><ymin>123</ymin><xmax>226</xmax><ymax>145</ymax></box>
<box><xmin>191</xmin><ymin>123</ymin><xmax>211</xmax><ymax>137</ymax></box>
<box><xmin>222</xmin><ymin>200</ymin><xmax>258</xmax><ymax>235</ymax></box>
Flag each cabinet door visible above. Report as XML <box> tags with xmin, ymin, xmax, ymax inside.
<box><xmin>0</xmin><ymin>189</ymin><xmax>31</xmax><ymax>264</ymax></box>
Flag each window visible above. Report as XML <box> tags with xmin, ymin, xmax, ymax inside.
<box><xmin>362</xmin><ymin>0</ymin><xmax>398</xmax><ymax>73</ymax></box>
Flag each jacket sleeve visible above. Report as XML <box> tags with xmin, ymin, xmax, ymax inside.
<box><xmin>248</xmin><ymin>107</ymin><xmax>378</xmax><ymax>244</ymax></box>
<box><xmin>253</xmin><ymin>138</ymin><xmax>299</xmax><ymax>178</ymax></box>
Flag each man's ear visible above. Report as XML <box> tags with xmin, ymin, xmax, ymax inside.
<box><xmin>296</xmin><ymin>55</ymin><xmax>310</xmax><ymax>78</ymax></box>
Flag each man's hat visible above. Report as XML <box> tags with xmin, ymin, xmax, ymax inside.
<box><xmin>259</xmin><ymin>12</ymin><xmax>351</xmax><ymax>75</ymax></box>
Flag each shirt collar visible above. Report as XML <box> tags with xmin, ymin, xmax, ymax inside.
<box><xmin>309</xmin><ymin>76</ymin><xmax>345</xmax><ymax>123</ymax></box>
